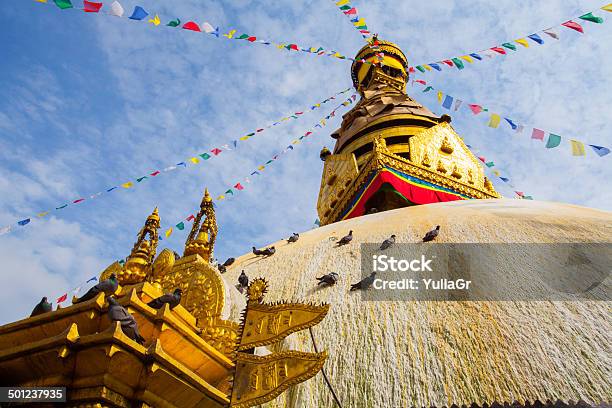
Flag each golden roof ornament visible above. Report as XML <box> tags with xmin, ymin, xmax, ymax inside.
<box><xmin>184</xmin><ymin>188</ymin><xmax>217</xmax><ymax>261</ymax></box>
<box><xmin>440</xmin><ymin>136</ymin><xmax>454</xmax><ymax>154</ymax></box>
<box><xmin>120</xmin><ymin>207</ymin><xmax>160</xmax><ymax>284</ymax></box>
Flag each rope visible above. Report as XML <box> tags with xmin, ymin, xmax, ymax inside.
<box><xmin>309</xmin><ymin>327</ymin><xmax>343</xmax><ymax>408</ymax></box>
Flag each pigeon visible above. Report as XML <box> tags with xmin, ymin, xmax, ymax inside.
<box><xmin>252</xmin><ymin>246</ymin><xmax>266</xmax><ymax>256</ymax></box>
<box><xmin>350</xmin><ymin>272</ymin><xmax>377</xmax><ymax>291</ymax></box>
<box><xmin>30</xmin><ymin>297</ymin><xmax>52</xmax><ymax>317</ymax></box>
<box><xmin>217</xmin><ymin>264</ymin><xmax>227</xmax><ymax>274</ymax></box>
<box><xmin>320</xmin><ymin>147</ymin><xmax>331</xmax><ymax>161</ymax></box>
<box><xmin>238</xmin><ymin>271</ymin><xmax>249</xmax><ymax>288</ymax></box>
<box><xmin>422</xmin><ymin>226</ymin><xmax>440</xmax><ymax>242</ymax></box>
<box><xmin>380</xmin><ymin>234</ymin><xmax>396</xmax><ymax>250</ymax></box>
<box><xmin>337</xmin><ymin>230</ymin><xmax>353</xmax><ymax>246</ymax></box>
<box><xmin>316</xmin><ymin>272</ymin><xmax>339</xmax><ymax>286</ymax></box>
<box><xmin>75</xmin><ymin>274</ymin><xmax>118</xmax><ymax>303</ymax></box>
<box><xmin>287</xmin><ymin>233</ymin><xmax>299</xmax><ymax>243</ymax></box>
<box><xmin>262</xmin><ymin>246</ymin><xmax>276</xmax><ymax>256</ymax></box>
<box><xmin>147</xmin><ymin>288</ymin><xmax>182</xmax><ymax>310</ymax></box>
<box><xmin>107</xmin><ymin>297</ymin><xmax>145</xmax><ymax>345</ymax></box>
<box><xmin>223</xmin><ymin>257</ymin><xmax>236</xmax><ymax>267</ymax></box>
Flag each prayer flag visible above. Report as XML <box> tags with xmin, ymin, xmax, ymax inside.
<box><xmin>237</xmin><ymin>34</ymin><xmax>249</xmax><ymax>40</ymax></box>
<box><xmin>602</xmin><ymin>4</ymin><xmax>612</xmax><ymax>12</ymax></box>
<box><xmin>437</xmin><ymin>91</ymin><xmax>443</xmax><ymax>103</ymax></box>
<box><xmin>234</xmin><ymin>183</ymin><xmax>244</xmax><ymax>190</ymax></box>
<box><xmin>515</xmin><ymin>191</ymin><xmax>525</xmax><ymax>197</ymax></box>
<box><xmin>528</xmin><ymin>33</ymin><xmax>544</xmax><ymax>44</ymax></box>
<box><xmin>469</xmin><ymin>53</ymin><xmax>482</xmax><ymax>60</ymax></box>
<box><xmin>110</xmin><ymin>1</ymin><xmax>124</xmax><ymax>16</ymax></box>
<box><xmin>543</xmin><ymin>28</ymin><xmax>559</xmax><ymax>39</ymax></box>
<box><xmin>176</xmin><ymin>162</ymin><xmax>187</xmax><ymax>167</ymax></box>
<box><xmin>223</xmin><ymin>30</ymin><xmax>236</xmax><ymax>39</ymax></box>
<box><xmin>0</xmin><ymin>226</ymin><xmax>12</xmax><ymax>236</ymax></box>
<box><xmin>211</xmin><ymin>148</ymin><xmax>222</xmax><ymax>156</ymax></box>
<box><xmin>442</xmin><ymin>95</ymin><xmax>453</xmax><ymax>109</ymax></box>
<box><xmin>250</xmin><ymin>171</ymin><xmax>260</xmax><ymax>176</ymax></box>
<box><xmin>579</xmin><ymin>13</ymin><xmax>603</xmax><ymax>24</ymax></box>
<box><xmin>546</xmin><ymin>134</ymin><xmax>561</xmax><ymax>148</ymax></box>
<box><xmin>491</xmin><ymin>47</ymin><xmax>506</xmax><ymax>55</ymax></box>
<box><xmin>183</xmin><ymin>22</ymin><xmax>201</xmax><ymax>31</ymax></box>
<box><xmin>37</xmin><ymin>211</ymin><xmax>49</xmax><ymax>217</ymax></box>
<box><xmin>589</xmin><ymin>145</ymin><xmax>610</xmax><ymax>157</ymax></box>
<box><xmin>257</xmin><ymin>165</ymin><xmax>265</xmax><ymax>170</ymax></box>
<box><xmin>148</xmin><ymin>14</ymin><xmax>161</xmax><ymax>26</ymax></box>
<box><xmin>83</xmin><ymin>1</ymin><xmax>103</xmax><ymax>12</ymax></box>
<box><xmin>454</xmin><ymin>99</ymin><xmax>463</xmax><ymax>111</ymax></box>
<box><xmin>429</xmin><ymin>63</ymin><xmax>441</xmax><ymax>71</ymax></box>
<box><xmin>176</xmin><ymin>222</ymin><xmax>185</xmax><ymax>230</ymax></box>
<box><xmin>165</xmin><ymin>228</ymin><xmax>173</xmax><ymax>238</ymax></box>
<box><xmin>505</xmin><ymin>118</ymin><xmax>518</xmax><ymax>130</ymax></box>
<box><xmin>136</xmin><ymin>176</ymin><xmax>147</xmax><ymax>182</ymax></box>
<box><xmin>190</xmin><ymin>157</ymin><xmax>200</xmax><ymax>164</ymax></box>
<box><xmin>53</xmin><ymin>0</ymin><xmax>73</xmax><ymax>9</ymax></box>
<box><xmin>336</xmin><ymin>0</ymin><xmax>350</xmax><ymax>6</ymax></box>
<box><xmin>562</xmin><ymin>21</ymin><xmax>584</xmax><ymax>33</ymax></box>
<box><xmin>202</xmin><ymin>23</ymin><xmax>219</xmax><ymax>36</ymax></box>
<box><xmin>570</xmin><ymin>140</ymin><xmax>585</xmax><ymax>156</ymax></box>
<box><xmin>443</xmin><ymin>60</ymin><xmax>454</xmax><ymax>66</ymax></box>
<box><xmin>57</xmin><ymin>293</ymin><xmax>68</xmax><ymax>303</ymax></box>
<box><xmin>500</xmin><ymin>177</ymin><xmax>510</xmax><ymax>182</ymax></box>
<box><xmin>167</xmin><ymin>18</ymin><xmax>181</xmax><ymax>27</ymax></box>
<box><xmin>488</xmin><ymin>114</ymin><xmax>501</xmax><ymax>128</ymax></box>
<box><xmin>86</xmin><ymin>276</ymin><xmax>97</xmax><ymax>283</ymax></box>
<box><xmin>18</xmin><ymin>219</ymin><xmax>31</xmax><ymax>226</ymax></box>
<box><xmin>225</xmin><ymin>189</ymin><xmax>234</xmax><ymax>195</ymax></box>
<box><xmin>451</xmin><ymin>58</ymin><xmax>465</xmax><ymax>69</ymax></box>
<box><xmin>73</xmin><ymin>199</ymin><xmax>85</xmax><ymax>203</ymax></box>
<box><xmin>493</xmin><ymin>170</ymin><xmax>501</xmax><ymax>176</ymax></box>
<box><xmin>422</xmin><ymin>86</ymin><xmax>434</xmax><ymax>93</ymax></box>
<box><xmin>122</xmin><ymin>182</ymin><xmax>133</xmax><ymax>188</ymax></box>
<box><xmin>150</xmin><ymin>170</ymin><xmax>160</xmax><ymax>176</ymax></box>
<box><xmin>416</xmin><ymin>66</ymin><xmax>426</xmax><ymax>73</ymax></box>
<box><xmin>200</xmin><ymin>153</ymin><xmax>211</xmax><ymax>160</ymax></box>
<box><xmin>478</xmin><ymin>156</ymin><xmax>486</xmax><ymax>163</ymax></box>
<box><xmin>56</xmin><ymin>204</ymin><xmax>68</xmax><ymax>209</ymax></box>
<box><xmin>460</xmin><ymin>55</ymin><xmax>473</xmax><ymax>63</ymax></box>
<box><xmin>502</xmin><ymin>42</ymin><xmax>517</xmax><ymax>51</ymax></box>
<box><xmin>515</xmin><ymin>38</ymin><xmax>529</xmax><ymax>47</ymax></box>
<box><xmin>531</xmin><ymin>128</ymin><xmax>545</xmax><ymax>141</ymax></box>
<box><xmin>469</xmin><ymin>104</ymin><xmax>483</xmax><ymax>114</ymax></box>
<box><xmin>129</xmin><ymin>6</ymin><xmax>148</xmax><ymax>20</ymax></box>
<box><xmin>186</xmin><ymin>214</ymin><xmax>195</xmax><ymax>221</ymax></box>
<box><xmin>485</xmin><ymin>161</ymin><xmax>495</xmax><ymax>168</ymax></box>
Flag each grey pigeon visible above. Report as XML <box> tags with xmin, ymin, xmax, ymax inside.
<box><xmin>147</xmin><ymin>288</ymin><xmax>182</xmax><ymax>310</ymax></box>
<box><xmin>380</xmin><ymin>234</ymin><xmax>396</xmax><ymax>250</ymax></box>
<box><xmin>423</xmin><ymin>226</ymin><xmax>440</xmax><ymax>242</ymax></box>
<box><xmin>107</xmin><ymin>297</ymin><xmax>145</xmax><ymax>345</ymax></box>
<box><xmin>223</xmin><ymin>257</ymin><xmax>236</xmax><ymax>267</ymax></box>
<box><xmin>287</xmin><ymin>233</ymin><xmax>299</xmax><ymax>243</ymax></box>
<box><xmin>217</xmin><ymin>264</ymin><xmax>227</xmax><ymax>273</ymax></box>
<box><xmin>75</xmin><ymin>274</ymin><xmax>118</xmax><ymax>303</ymax></box>
<box><xmin>350</xmin><ymin>272</ymin><xmax>377</xmax><ymax>291</ymax></box>
<box><xmin>316</xmin><ymin>272</ymin><xmax>339</xmax><ymax>286</ymax></box>
<box><xmin>252</xmin><ymin>246</ymin><xmax>266</xmax><ymax>256</ymax></box>
<box><xmin>30</xmin><ymin>297</ymin><xmax>52</xmax><ymax>317</ymax></box>
<box><xmin>262</xmin><ymin>246</ymin><xmax>276</xmax><ymax>256</ymax></box>
<box><xmin>337</xmin><ymin>230</ymin><xmax>353</xmax><ymax>246</ymax></box>
<box><xmin>238</xmin><ymin>271</ymin><xmax>249</xmax><ymax>288</ymax></box>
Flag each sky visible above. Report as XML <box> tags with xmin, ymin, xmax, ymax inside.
<box><xmin>0</xmin><ymin>0</ymin><xmax>610</xmax><ymax>324</ymax></box>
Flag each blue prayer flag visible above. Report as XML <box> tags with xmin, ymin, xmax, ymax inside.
<box><xmin>500</xmin><ymin>177</ymin><xmax>510</xmax><ymax>182</ymax></box>
<box><xmin>469</xmin><ymin>53</ymin><xmax>483</xmax><ymax>60</ymax></box>
<box><xmin>442</xmin><ymin>95</ymin><xmax>454</xmax><ymax>110</ymax></box>
<box><xmin>429</xmin><ymin>63</ymin><xmax>441</xmax><ymax>71</ymax></box>
<box><xmin>589</xmin><ymin>145</ymin><xmax>610</xmax><ymax>157</ymax></box>
<box><xmin>528</xmin><ymin>33</ymin><xmax>544</xmax><ymax>44</ymax></box>
<box><xmin>129</xmin><ymin>6</ymin><xmax>148</xmax><ymax>20</ymax></box>
<box><xmin>86</xmin><ymin>277</ymin><xmax>98</xmax><ymax>283</ymax></box>
<box><xmin>18</xmin><ymin>219</ymin><xmax>31</xmax><ymax>226</ymax></box>
<box><xmin>505</xmin><ymin>118</ymin><xmax>518</xmax><ymax>130</ymax></box>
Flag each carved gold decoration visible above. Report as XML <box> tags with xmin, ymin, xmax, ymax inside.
<box><xmin>467</xmin><ymin>169</ymin><xmax>474</xmax><ymax>184</ymax></box>
<box><xmin>484</xmin><ymin>177</ymin><xmax>494</xmax><ymax>191</ymax></box>
<box><xmin>150</xmin><ymin>248</ymin><xmax>176</xmax><ymax>285</ymax></box>
<box><xmin>437</xmin><ymin>160</ymin><xmax>447</xmax><ymax>173</ymax></box>
<box><xmin>440</xmin><ymin>137</ymin><xmax>454</xmax><ymax>154</ymax></box>
<box><xmin>230</xmin><ymin>351</ymin><xmax>327</xmax><ymax>408</ymax></box>
<box><xmin>451</xmin><ymin>165</ymin><xmax>462</xmax><ymax>179</ymax></box>
<box><xmin>184</xmin><ymin>188</ymin><xmax>217</xmax><ymax>261</ymax></box>
<box><xmin>121</xmin><ymin>208</ymin><xmax>160</xmax><ymax>284</ymax></box>
<box><xmin>422</xmin><ymin>152</ymin><xmax>431</xmax><ymax>167</ymax></box>
<box><xmin>200</xmin><ymin>317</ymin><xmax>240</xmax><ymax>357</ymax></box>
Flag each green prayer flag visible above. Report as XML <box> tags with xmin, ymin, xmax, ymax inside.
<box><xmin>54</xmin><ymin>0</ymin><xmax>73</xmax><ymax>9</ymax></box>
<box><xmin>546</xmin><ymin>134</ymin><xmax>562</xmax><ymax>148</ymax></box>
<box><xmin>485</xmin><ymin>161</ymin><xmax>495</xmax><ymax>168</ymax></box>
<box><xmin>266</xmin><ymin>160</ymin><xmax>274</xmax><ymax>164</ymax></box>
<box><xmin>167</xmin><ymin>18</ymin><xmax>181</xmax><ymax>27</ymax></box>
<box><xmin>137</xmin><ymin>176</ymin><xmax>147</xmax><ymax>182</ymax></box>
<box><xmin>225</xmin><ymin>189</ymin><xmax>234</xmax><ymax>195</ymax></box>
<box><xmin>422</xmin><ymin>86</ymin><xmax>434</xmax><ymax>93</ymax></box>
<box><xmin>237</xmin><ymin>34</ymin><xmax>249</xmax><ymax>39</ymax></box>
<box><xmin>247</xmin><ymin>132</ymin><xmax>255</xmax><ymax>137</ymax></box>
<box><xmin>502</xmin><ymin>42</ymin><xmax>517</xmax><ymax>51</ymax></box>
<box><xmin>579</xmin><ymin>12</ymin><xmax>603</xmax><ymax>23</ymax></box>
<box><xmin>200</xmin><ymin>153</ymin><xmax>211</xmax><ymax>160</ymax></box>
<box><xmin>56</xmin><ymin>204</ymin><xmax>68</xmax><ymax>209</ymax></box>
<box><xmin>451</xmin><ymin>58</ymin><xmax>465</xmax><ymax>69</ymax></box>
<box><xmin>356</xmin><ymin>25</ymin><xmax>368</xmax><ymax>30</ymax></box>
<box><xmin>176</xmin><ymin>222</ymin><xmax>185</xmax><ymax>230</ymax></box>
<box><xmin>339</xmin><ymin>5</ymin><xmax>351</xmax><ymax>10</ymax></box>
<box><xmin>416</xmin><ymin>65</ymin><xmax>426</xmax><ymax>73</ymax></box>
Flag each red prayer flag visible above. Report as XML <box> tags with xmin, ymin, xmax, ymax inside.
<box><xmin>531</xmin><ymin>128</ymin><xmax>545</xmax><ymax>141</ymax></box>
<box><xmin>150</xmin><ymin>170</ymin><xmax>160</xmax><ymax>176</ymax></box>
<box><xmin>290</xmin><ymin>44</ymin><xmax>299</xmax><ymax>51</ymax></box>
<box><xmin>468</xmin><ymin>104</ymin><xmax>483</xmax><ymax>114</ymax></box>
<box><xmin>443</xmin><ymin>60</ymin><xmax>454</xmax><ymax>66</ymax></box>
<box><xmin>491</xmin><ymin>47</ymin><xmax>506</xmax><ymax>54</ymax></box>
<box><xmin>211</xmin><ymin>148</ymin><xmax>222</xmax><ymax>155</ymax></box>
<box><xmin>562</xmin><ymin>20</ymin><xmax>584</xmax><ymax>33</ymax></box>
<box><xmin>247</xmin><ymin>36</ymin><xmax>257</xmax><ymax>42</ymax></box>
<box><xmin>57</xmin><ymin>293</ymin><xmax>68</xmax><ymax>303</ymax></box>
<box><xmin>256</xmin><ymin>128</ymin><xmax>264</xmax><ymax>132</ymax></box>
<box><xmin>343</xmin><ymin>7</ymin><xmax>357</xmax><ymax>15</ymax></box>
<box><xmin>234</xmin><ymin>183</ymin><xmax>244</xmax><ymax>190</ymax></box>
<box><xmin>295</xmin><ymin>111</ymin><xmax>303</xmax><ymax>115</ymax></box>
<box><xmin>515</xmin><ymin>191</ymin><xmax>525</xmax><ymax>197</ymax></box>
<box><xmin>73</xmin><ymin>198</ymin><xmax>85</xmax><ymax>204</ymax></box>
<box><xmin>305</xmin><ymin>131</ymin><xmax>312</xmax><ymax>136</ymax></box>
<box><xmin>186</xmin><ymin>214</ymin><xmax>195</xmax><ymax>221</ymax></box>
<box><xmin>83</xmin><ymin>0</ymin><xmax>103</xmax><ymax>12</ymax></box>
<box><xmin>415</xmin><ymin>79</ymin><xmax>427</xmax><ymax>85</ymax></box>
<box><xmin>478</xmin><ymin>156</ymin><xmax>486</xmax><ymax>163</ymax></box>
<box><xmin>183</xmin><ymin>22</ymin><xmax>201</xmax><ymax>32</ymax></box>
<box><xmin>409</xmin><ymin>67</ymin><xmax>416</xmax><ymax>73</ymax></box>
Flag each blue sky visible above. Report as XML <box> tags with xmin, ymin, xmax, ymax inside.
<box><xmin>0</xmin><ymin>0</ymin><xmax>610</xmax><ymax>323</ymax></box>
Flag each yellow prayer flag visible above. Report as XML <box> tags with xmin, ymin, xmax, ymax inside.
<box><xmin>277</xmin><ymin>43</ymin><xmax>286</xmax><ymax>49</ymax></box>
<box><xmin>223</xmin><ymin>29</ymin><xmax>236</xmax><ymax>39</ymax></box>
<box><xmin>515</xmin><ymin>38</ymin><xmax>530</xmax><ymax>48</ymax></box>
<box><xmin>36</xmin><ymin>0</ymin><xmax>48</xmax><ymax>3</ymax></box>
<box><xmin>320</xmin><ymin>119</ymin><xmax>326</xmax><ymax>126</ymax></box>
<box><xmin>423</xmin><ymin>65</ymin><xmax>432</xmax><ymax>71</ymax></box>
<box><xmin>488</xmin><ymin>114</ymin><xmax>501</xmax><ymax>128</ymax></box>
<box><xmin>240</xmin><ymin>135</ymin><xmax>251</xmax><ymax>141</ymax></box>
<box><xmin>217</xmin><ymin>195</ymin><xmax>225</xmax><ymax>200</ymax></box>
<box><xmin>257</xmin><ymin>165</ymin><xmax>266</xmax><ymax>170</ymax></box>
<box><xmin>437</xmin><ymin>91</ymin><xmax>443</xmax><ymax>103</ymax></box>
<box><xmin>570</xmin><ymin>140</ymin><xmax>586</xmax><ymax>156</ymax></box>
<box><xmin>333</xmin><ymin>52</ymin><xmax>343</xmax><ymax>58</ymax></box>
<box><xmin>281</xmin><ymin>117</ymin><xmax>289</xmax><ymax>121</ymax></box>
<box><xmin>122</xmin><ymin>182</ymin><xmax>134</xmax><ymax>189</ymax></box>
<box><xmin>148</xmin><ymin>14</ymin><xmax>160</xmax><ymax>26</ymax></box>
<box><xmin>493</xmin><ymin>170</ymin><xmax>501</xmax><ymax>176</ymax></box>
<box><xmin>352</xmin><ymin>18</ymin><xmax>366</xmax><ymax>27</ymax></box>
<box><xmin>336</xmin><ymin>0</ymin><xmax>350</xmax><ymax>5</ymax></box>
<box><xmin>165</xmin><ymin>228</ymin><xmax>173</xmax><ymax>238</ymax></box>
<box><xmin>460</xmin><ymin>55</ymin><xmax>473</xmax><ymax>63</ymax></box>
<box><xmin>601</xmin><ymin>4</ymin><xmax>612</xmax><ymax>12</ymax></box>
<box><xmin>292</xmin><ymin>140</ymin><xmax>300</xmax><ymax>145</ymax></box>
<box><xmin>37</xmin><ymin>211</ymin><xmax>49</xmax><ymax>217</ymax></box>
<box><xmin>190</xmin><ymin>157</ymin><xmax>200</xmax><ymax>164</ymax></box>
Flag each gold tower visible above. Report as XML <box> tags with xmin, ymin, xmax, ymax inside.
<box><xmin>317</xmin><ymin>38</ymin><xmax>500</xmax><ymax>225</ymax></box>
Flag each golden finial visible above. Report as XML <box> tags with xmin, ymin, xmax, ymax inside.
<box><xmin>203</xmin><ymin>188</ymin><xmax>212</xmax><ymax>203</ymax></box>
<box><xmin>121</xmin><ymin>207</ymin><xmax>160</xmax><ymax>284</ymax></box>
<box><xmin>184</xmin><ymin>187</ymin><xmax>217</xmax><ymax>261</ymax></box>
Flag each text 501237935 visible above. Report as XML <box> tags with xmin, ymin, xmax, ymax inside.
<box><xmin>0</xmin><ymin>387</ymin><xmax>66</xmax><ymax>402</ymax></box>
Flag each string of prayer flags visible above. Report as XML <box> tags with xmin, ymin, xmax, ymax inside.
<box><xmin>0</xmin><ymin>87</ymin><xmax>353</xmax><ymax>236</ymax></box>
<box><xmin>410</xmin><ymin>5</ymin><xmax>608</xmax><ymax>74</ymax></box>
<box><xmin>332</xmin><ymin>0</ymin><xmax>372</xmax><ymax>40</ymax></box>
<box><xmin>55</xmin><ymin>275</ymin><xmax>97</xmax><ymax>306</ymax></box>
<box><xmin>413</xmin><ymin>80</ymin><xmax>610</xmax><ymax>159</ymax></box>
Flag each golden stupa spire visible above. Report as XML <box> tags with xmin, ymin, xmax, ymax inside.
<box><xmin>121</xmin><ymin>207</ymin><xmax>160</xmax><ymax>284</ymax></box>
<box><xmin>184</xmin><ymin>188</ymin><xmax>217</xmax><ymax>261</ymax></box>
